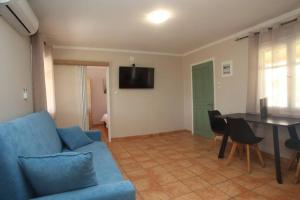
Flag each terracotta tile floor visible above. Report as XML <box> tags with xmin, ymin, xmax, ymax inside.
<box><xmin>106</xmin><ymin>131</ymin><xmax>300</xmax><ymax>200</ymax></box>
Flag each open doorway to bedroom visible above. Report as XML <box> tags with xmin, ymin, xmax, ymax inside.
<box><xmin>86</xmin><ymin>66</ymin><xmax>109</xmax><ymax>142</ymax></box>
<box><xmin>54</xmin><ymin>63</ymin><xmax>111</xmax><ymax>142</ymax></box>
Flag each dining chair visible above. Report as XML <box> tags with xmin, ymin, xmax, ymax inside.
<box><xmin>226</xmin><ymin>117</ymin><xmax>265</xmax><ymax>173</ymax></box>
<box><xmin>208</xmin><ymin>110</ymin><xmax>228</xmax><ymax>148</ymax></box>
<box><xmin>285</xmin><ymin>138</ymin><xmax>300</xmax><ymax>183</ymax></box>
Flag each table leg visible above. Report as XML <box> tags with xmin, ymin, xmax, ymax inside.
<box><xmin>288</xmin><ymin>126</ymin><xmax>299</xmax><ymax>140</ymax></box>
<box><xmin>272</xmin><ymin>125</ymin><xmax>283</xmax><ymax>184</ymax></box>
<box><xmin>218</xmin><ymin>133</ymin><xmax>228</xmax><ymax>159</ymax></box>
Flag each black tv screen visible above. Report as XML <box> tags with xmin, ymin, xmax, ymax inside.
<box><xmin>119</xmin><ymin>66</ymin><xmax>154</xmax><ymax>89</ymax></box>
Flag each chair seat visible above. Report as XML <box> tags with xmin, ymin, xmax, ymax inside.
<box><xmin>285</xmin><ymin>139</ymin><xmax>300</xmax><ymax>152</ymax></box>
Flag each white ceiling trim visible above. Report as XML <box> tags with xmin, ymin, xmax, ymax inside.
<box><xmin>53</xmin><ymin>45</ymin><xmax>183</xmax><ymax>57</ymax></box>
<box><xmin>183</xmin><ymin>7</ymin><xmax>300</xmax><ymax>56</ymax></box>
<box><xmin>53</xmin><ymin>7</ymin><xmax>300</xmax><ymax>58</ymax></box>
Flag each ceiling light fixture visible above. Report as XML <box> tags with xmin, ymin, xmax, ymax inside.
<box><xmin>147</xmin><ymin>9</ymin><xmax>171</xmax><ymax>24</ymax></box>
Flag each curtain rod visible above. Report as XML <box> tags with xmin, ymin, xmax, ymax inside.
<box><xmin>53</xmin><ymin>59</ymin><xmax>110</xmax><ymax>67</ymax></box>
<box><xmin>235</xmin><ymin>18</ymin><xmax>298</xmax><ymax>41</ymax></box>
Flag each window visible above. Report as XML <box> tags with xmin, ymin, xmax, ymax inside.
<box><xmin>259</xmin><ymin>41</ymin><xmax>300</xmax><ymax>114</ymax></box>
<box><xmin>261</xmin><ymin>45</ymin><xmax>287</xmax><ymax>108</ymax></box>
<box><xmin>295</xmin><ymin>43</ymin><xmax>300</xmax><ymax>108</ymax></box>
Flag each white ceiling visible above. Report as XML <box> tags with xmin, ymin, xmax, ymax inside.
<box><xmin>28</xmin><ymin>0</ymin><xmax>300</xmax><ymax>54</ymax></box>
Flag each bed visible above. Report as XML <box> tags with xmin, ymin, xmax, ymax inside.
<box><xmin>101</xmin><ymin>113</ymin><xmax>108</xmax><ymax>128</ymax></box>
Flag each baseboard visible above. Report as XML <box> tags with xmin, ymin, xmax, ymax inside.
<box><xmin>182</xmin><ymin>129</ymin><xmax>192</xmax><ymax>133</ymax></box>
<box><xmin>92</xmin><ymin>122</ymin><xmax>105</xmax><ymax>126</ymax></box>
<box><xmin>111</xmin><ymin>129</ymin><xmax>190</xmax><ymax>141</ymax></box>
<box><xmin>261</xmin><ymin>151</ymin><xmax>291</xmax><ymax>168</ymax></box>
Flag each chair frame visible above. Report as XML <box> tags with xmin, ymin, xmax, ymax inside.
<box><xmin>227</xmin><ymin>141</ymin><xmax>265</xmax><ymax>173</ymax></box>
<box><xmin>208</xmin><ymin>110</ymin><xmax>228</xmax><ymax>150</ymax></box>
<box><xmin>287</xmin><ymin>152</ymin><xmax>300</xmax><ymax>184</ymax></box>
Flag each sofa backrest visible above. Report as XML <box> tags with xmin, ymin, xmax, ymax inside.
<box><xmin>0</xmin><ymin>112</ymin><xmax>62</xmax><ymax>200</ymax></box>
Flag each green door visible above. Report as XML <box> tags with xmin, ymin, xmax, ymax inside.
<box><xmin>192</xmin><ymin>61</ymin><xmax>214</xmax><ymax>138</ymax></box>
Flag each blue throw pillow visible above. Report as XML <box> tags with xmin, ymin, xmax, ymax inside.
<box><xmin>18</xmin><ymin>152</ymin><xmax>98</xmax><ymax>197</ymax></box>
<box><xmin>57</xmin><ymin>126</ymin><xmax>93</xmax><ymax>150</ymax></box>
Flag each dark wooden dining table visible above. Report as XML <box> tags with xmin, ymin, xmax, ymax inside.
<box><xmin>217</xmin><ymin>113</ymin><xmax>300</xmax><ymax>184</ymax></box>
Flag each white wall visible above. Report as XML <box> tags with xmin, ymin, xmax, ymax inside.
<box><xmin>87</xmin><ymin>66</ymin><xmax>107</xmax><ymax>125</ymax></box>
<box><xmin>54</xmin><ymin>65</ymin><xmax>82</xmax><ymax>128</ymax></box>
<box><xmin>52</xmin><ymin>49</ymin><xmax>184</xmax><ymax>138</ymax></box>
<box><xmin>0</xmin><ymin>18</ymin><xmax>33</xmax><ymax>121</ymax></box>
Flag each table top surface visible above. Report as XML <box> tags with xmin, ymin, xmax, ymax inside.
<box><xmin>219</xmin><ymin>113</ymin><xmax>300</xmax><ymax>127</ymax></box>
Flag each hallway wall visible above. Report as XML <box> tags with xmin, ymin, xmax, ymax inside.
<box><xmin>87</xmin><ymin>66</ymin><xmax>108</xmax><ymax>125</ymax></box>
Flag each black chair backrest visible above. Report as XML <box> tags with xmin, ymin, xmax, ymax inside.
<box><xmin>226</xmin><ymin>117</ymin><xmax>256</xmax><ymax>144</ymax></box>
<box><xmin>208</xmin><ymin>110</ymin><xmax>228</xmax><ymax>133</ymax></box>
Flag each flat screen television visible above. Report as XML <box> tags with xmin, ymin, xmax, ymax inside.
<box><xmin>119</xmin><ymin>66</ymin><xmax>154</xmax><ymax>89</ymax></box>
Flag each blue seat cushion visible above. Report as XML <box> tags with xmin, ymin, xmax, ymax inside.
<box><xmin>18</xmin><ymin>152</ymin><xmax>98</xmax><ymax>197</ymax></box>
<box><xmin>0</xmin><ymin>112</ymin><xmax>63</xmax><ymax>200</ymax></box>
<box><xmin>65</xmin><ymin>142</ymin><xmax>124</xmax><ymax>185</ymax></box>
<box><xmin>57</xmin><ymin>126</ymin><xmax>93</xmax><ymax>150</ymax></box>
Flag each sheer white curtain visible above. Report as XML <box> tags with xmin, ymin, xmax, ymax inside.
<box><xmin>79</xmin><ymin>66</ymin><xmax>89</xmax><ymax>130</ymax></box>
<box><xmin>246</xmin><ymin>34</ymin><xmax>259</xmax><ymax>113</ymax></box>
<box><xmin>256</xmin><ymin>19</ymin><xmax>300</xmax><ymax>116</ymax></box>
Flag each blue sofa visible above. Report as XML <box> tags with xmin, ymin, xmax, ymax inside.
<box><xmin>0</xmin><ymin>112</ymin><xmax>135</xmax><ymax>200</ymax></box>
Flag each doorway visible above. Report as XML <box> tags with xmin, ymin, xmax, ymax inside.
<box><xmin>86</xmin><ymin>66</ymin><xmax>109</xmax><ymax>142</ymax></box>
<box><xmin>54</xmin><ymin>65</ymin><xmax>111</xmax><ymax>142</ymax></box>
<box><xmin>192</xmin><ymin>60</ymin><xmax>214</xmax><ymax>138</ymax></box>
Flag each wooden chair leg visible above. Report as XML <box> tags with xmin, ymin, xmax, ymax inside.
<box><xmin>254</xmin><ymin>144</ymin><xmax>265</xmax><ymax>168</ymax></box>
<box><xmin>295</xmin><ymin>160</ymin><xmax>300</xmax><ymax>184</ymax></box>
<box><xmin>214</xmin><ymin>135</ymin><xmax>217</xmax><ymax>147</ymax></box>
<box><xmin>238</xmin><ymin>144</ymin><xmax>244</xmax><ymax>160</ymax></box>
<box><xmin>246</xmin><ymin>144</ymin><xmax>251</xmax><ymax>173</ymax></box>
<box><xmin>227</xmin><ymin>142</ymin><xmax>238</xmax><ymax>166</ymax></box>
<box><xmin>211</xmin><ymin>135</ymin><xmax>217</xmax><ymax>149</ymax></box>
<box><xmin>287</xmin><ymin>152</ymin><xmax>298</xmax><ymax>171</ymax></box>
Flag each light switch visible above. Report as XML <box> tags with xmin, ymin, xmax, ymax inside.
<box><xmin>23</xmin><ymin>88</ymin><xmax>28</xmax><ymax>100</ymax></box>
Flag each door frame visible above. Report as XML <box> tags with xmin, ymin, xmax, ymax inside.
<box><xmin>191</xmin><ymin>58</ymin><xmax>216</xmax><ymax>135</ymax></box>
<box><xmin>106</xmin><ymin>67</ymin><xmax>112</xmax><ymax>142</ymax></box>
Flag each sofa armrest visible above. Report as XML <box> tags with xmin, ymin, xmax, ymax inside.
<box><xmin>31</xmin><ymin>180</ymin><xmax>135</xmax><ymax>200</ymax></box>
<box><xmin>85</xmin><ymin>130</ymin><xmax>101</xmax><ymax>141</ymax></box>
